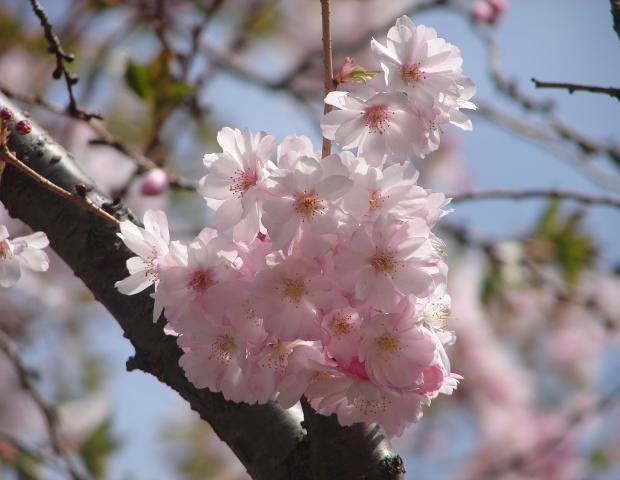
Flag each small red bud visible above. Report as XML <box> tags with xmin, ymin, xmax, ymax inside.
<box><xmin>0</xmin><ymin>108</ymin><xmax>13</xmax><ymax>121</ymax></box>
<box><xmin>15</xmin><ymin>120</ymin><xmax>32</xmax><ymax>135</ymax></box>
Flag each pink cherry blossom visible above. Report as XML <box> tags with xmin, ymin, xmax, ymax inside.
<box><xmin>305</xmin><ymin>370</ymin><xmax>429</xmax><ymax>437</ymax></box>
<box><xmin>334</xmin><ymin>215</ymin><xmax>435</xmax><ymax>310</ymax></box>
<box><xmin>253</xmin><ymin>255</ymin><xmax>345</xmax><ymax>341</ymax></box>
<box><xmin>262</xmin><ymin>155</ymin><xmax>352</xmax><ymax>256</ymax></box>
<box><xmin>371</xmin><ymin>16</ymin><xmax>476</xmax><ymax>123</ymax></box>
<box><xmin>358</xmin><ymin>305</ymin><xmax>438</xmax><ymax>390</ymax></box>
<box><xmin>321</xmin><ymin>87</ymin><xmax>428</xmax><ymax>165</ymax></box>
<box><xmin>0</xmin><ymin>224</ymin><xmax>49</xmax><ymax>288</ymax></box>
<box><xmin>156</xmin><ymin>228</ymin><xmax>239</xmax><ymax>324</ymax></box>
<box><xmin>321</xmin><ymin>307</ymin><xmax>364</xmax><ymax>368</ymax></box>
<box><xmin>114</xmin><ymin>209</ymin><xmax>185</xmax><ymax>296</ymax></box>
<box><xmin>199</xmin><ymin>127</ymin><xmax>277</xmax><ymax>243</ymax></box>
<box><xmin>178</xmin><ymin>319</ymin><xmax>250</xmax><ymax>403</ymax></box>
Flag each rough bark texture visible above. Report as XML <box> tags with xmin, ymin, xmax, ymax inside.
<box><xmin>0</xmin><ymin>93</ymin><xmax>405</xmax><ymax>480</ymax></box>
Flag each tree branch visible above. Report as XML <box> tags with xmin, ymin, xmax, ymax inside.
<box><xmin>611</xmin><ymin>0</ymin><xmax>620</xmax><ymax>43</ymax></box>
<box><xmin>0</xmin><ymin>329</ymin><xmax>88</xmax><ymax>480</ymax></box>
<box><xmin>531</xmin><ymin>78</ymin><xmax>620</xmax><ymax>103</ymax></box>
<box><xmin>28</xmin><ymin>0</ymin><xmax>102</xmax><ymax>120</ymax></box>
<box><xmin>450</xmin><ymin>187</ymin><xmax>620</xmax><ymax>209</ymax></box>
<box><xmin>0</xmin><ymin>93</ymin><xmax>405</xmax><ymax>479</ymax></box>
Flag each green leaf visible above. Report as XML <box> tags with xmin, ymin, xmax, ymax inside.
<box><xmin>529</xmin><ymin>200</ymin><xmax>596</xmax><ymax>285</ymax></box>
<box><xmin>124</xmin><ymin>61</ymin><xmax>154</xmax><ymax>100</ymax></box>
<box><xmin>79</xmin><ymin>419</ymin><xmax>119</xmax><ymax>479</ymax></box>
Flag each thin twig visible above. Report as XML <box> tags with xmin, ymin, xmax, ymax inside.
<box><xmin>531</xmin><ymin>78</ymin><xmax>620</xmax><ymax>103</ymax></box>
<box><xmin>0</xmin><ymin>86</ymin><xmax>198</xmax><ymax>192</ymax></box>
<box><xmin>0</xmin><ymin>329</ymin><xmax>88</xmax><ymax>480</ymax></box>
<box><xmin>450</xmin><ymin>187</ymin><xmax>620</xmax><ymax>209</ymax></box>
<box><xmin>0</xmin><ymin>145</ymin><xmax>119</xmax><ymax>225</ymax></box>
<box><xmin>28</xmin><ymin>0</ymin><xmax>102</xmax><ymax>121</ymax></box>
<box><xmin>320</xmin><ymin>0</ymin><xmax>334</xmax><ymax>158</ymax></box>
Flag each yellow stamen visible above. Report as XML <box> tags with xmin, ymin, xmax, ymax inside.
<box><xmin>283</xmin><ymin>278</ymin><xmax>306</xmax><ymax>303</ymax></box>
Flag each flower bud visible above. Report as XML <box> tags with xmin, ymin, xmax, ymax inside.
<box><xmin>334</xmin><ymin>57</ymin><xmax>376</xmax><ymax>85</ymax></box>
<box><xmin>140</xmin><ymin>168</ymin><xmax>169</xmax><ymax>196</ymax></box>
<box><xmin>15</xmin><ymin>120</ymin><xmax>32</xmax><ymax>135</ymax></box>
<box><xmin>0</xmin><ymin>108</ymin><xmax>13</xmax><ymax>121</ymax></box>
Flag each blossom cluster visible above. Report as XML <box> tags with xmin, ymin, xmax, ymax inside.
<box><xmin>322</xmin><ymin>15</ymin><xmax>475</xmax><ymax>165</ymax></box>
<box><xmin>115</xmin><ymin>16</ymin><xmax>471</xmax><ymax>436</ymax></box>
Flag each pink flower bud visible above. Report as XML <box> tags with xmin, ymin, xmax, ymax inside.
<box><xmin>334</xmin><ymin>57</ymin><xmax>375</xmax><ymax>85</ymax></box>
<box><xmin>140</xmin><ymin>168</ymin><xmax>169</xmax><ymax>196</ymax></box>
<box><xmin>471</xmin><ymin>0</ymin><xmax>495</xmax><ymax>23</ymax></box>
<box><xmin>472</xmin><ymin>0</ymin><xmax>504</xmax><ymax>24</ymax></box>
<box><xmin>15</xmin><ymin>120</ymin><xmax>32</xmax><ymax>135</ymax></box>
<box><xmin>0</xmin><ymin>108</ymin><xmax>13</xmax><ymax>121</ymax></box>
<box><xmin>489</xmin><ymin>0</ymin><xmax>507</xmax><ymax>14</ymax></box>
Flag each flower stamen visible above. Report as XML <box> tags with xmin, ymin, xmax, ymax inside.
<box><xmin>295</xmin><ymin>191</ymin><xmax>323</xmax><ymax>218</ymax></box>
<box><xmin>363</xmin><ymin>105</ymin><xmax>392</xmax><ymax>134</ymax></box>
<box><xmin>230</xmin><ymin>169</ymin><xmax>258</xmax><ymax>197</ymax></box>
<box><xmin>283</xmin><ymin>278</ymin><xmax>306</xmax><ymax>303</ymax></box>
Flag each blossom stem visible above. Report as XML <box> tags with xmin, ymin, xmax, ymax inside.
<box><xmin>0</xmin><ymin>145</ymin><xmax>119</xmax><ymax>225</ymax></box>
<box><xmin>320</xmin><ymin>0</ymin><xmax>334</xmax><ymax>158</ymax></box>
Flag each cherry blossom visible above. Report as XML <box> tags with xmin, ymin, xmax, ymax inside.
<box><xmin>334</xmin><ymin>215</ymin><xmax>436</xmax><ymax>310</ymax></box>
<box><xmin>0</xmin><ymin>224</ymin><xmax>49</xmax><ymax>288</ymax></box>
<box><xmin>199</xmin><ymin>127</ymin><xmax>277</xmax><ymax>243</ymax></box>
<box><xmin>371</xmin><ymin>15</ymin><xmax>476</xmax><ymax>124</ymax></box>
<box><xmin>113</xmin><ymin>13</ymin><xmax>468</xmax><ymax>437</ymax></box>
<box><xmin>321</xmin><ymin>87</ymin><xmax>428</xmax><ymax>165</ymax></box>
<box><xmin>114</xmin><ymin>210</ymin><xmax>185</xmax><ymax>295</ymax></box>
<box><xmin>262</xmin><ymin>155</ymin><xmax>352</xmax><ymax>256</ymax></box>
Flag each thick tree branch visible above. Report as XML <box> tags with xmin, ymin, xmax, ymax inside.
<box><xmin>531</xmin><ymin>78</ymin><xmax>620</xmax><ymax>103</ymax></box>
<box><xmin>0</xmin><ymin>93</ymin><xmax>404</xmax><ymax>479</ymax></box>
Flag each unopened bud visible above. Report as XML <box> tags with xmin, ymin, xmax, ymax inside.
<box><xmin>472</xmin><ymin>0</ymin><xmax>505</xmax><ymax>24</ymax></box>
<box><xmin>140</xmin><ymin>168</ymin><xmax>169</xmax><ymax>196</ymax></box>
<box><xmin>0</xmin><ymin>108</ymin><xmax>13</xmax><ymax>121</ymax></box>
<box><xmin>15</xmin><ymin>119</ymin><xmax>32</xmax><ymax>135</ymax></box>
<box><xmin>335</xmin><ymin>57</ymin><xmax>377</xmax><ymax>85</ymax></box>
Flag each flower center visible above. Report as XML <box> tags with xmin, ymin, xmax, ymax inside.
<box><xmin>371</xmin><ymin>251</ymin><xmax>397</xmax><ymax>273</ymax></box>
<box><xmin>328</xmin><ymin>313</ymin><xmax>353</xmax><ymax>337</ymax></box>
<box><xmin>423</xmin><ymin>298</ymin><xmax>454</xmax><ymax>329</ymax></box>
<box><xmin>368</xmin><ymin>190</ymin><xmax>384</xmax><ymax>212</ymax></box>
<box><xmin>144</xmin><ymin>247</ymin><xmax>160</xmax><ymax>280</ymax></box>
<box><xmin>375</xmin><ymin>334</ymin><xmax>399</xmax><ymax>356</ymax></box>
<box><xmin>294</xmin><ymin>191</ymin><xmax>323</xmax><ymax>218</ymax></box>
<box><xmin>209</xmin><ymin>334</ymin><xmax>236</xmax><ymax>364</ymax></box>
<box><xmin>0</xmin><ymin>240</ymin><xmax>12</xmax><ymax>260</ymax></box>
<box><xmin>401</xmin><ymin>63</ymin><xmax>424</xmax><ymax>85</ymax></box>
<box><xmin>283</xmin><ymin>278</ymin><xmax>306</xmax><ymax>303</ymax></box>
<box><xmin>260</xmin><ymin>342</ymin><xmax>290</xmax><ymax>370</ymax></box>
<box><xmin>353</xmin><ymin>396</ymin><xmax>391</xmax><ymax>416</ymax></box>
<box><xmin>363</xmin><ymin>104</ymin><xmax>392</xmax><ymax>134</ymax></box>
<box><xmin>188</xmin><ymin>270</ymin><xmax>213</xmax><ymax>292</ymax></box>
<box><xmin>230</xmin><ymin>169</ymin><xmax>258</xmax><ymax>197</ymax></box>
